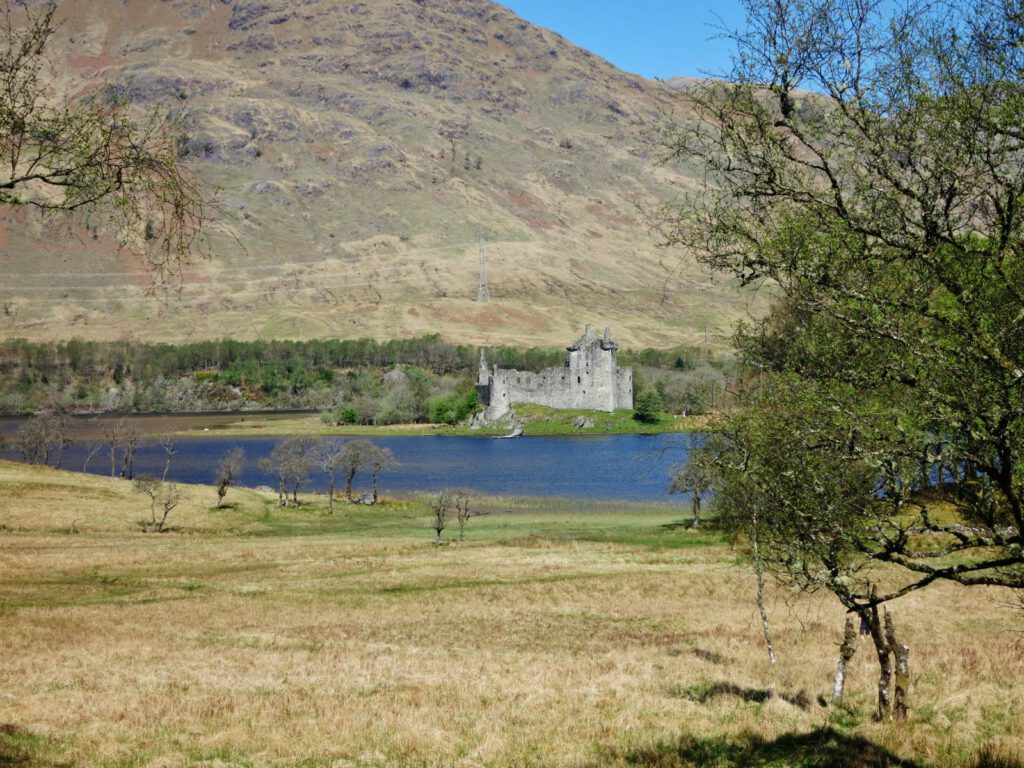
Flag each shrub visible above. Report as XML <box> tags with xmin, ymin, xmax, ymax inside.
<box><xmin>633</xmin><ymin>390</ymin><xmax>663</xmax><ymax>423</ymax></box>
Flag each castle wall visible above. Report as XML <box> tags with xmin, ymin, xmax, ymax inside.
<box><xmin>616</xmin><ymin>368</ymin><xmax>634</xmax><ymax>410</ymax></box>
<box><xmin>479</xmin><ymin>326</ymin><xmax>633</xmax><ymax>420</ymax></box>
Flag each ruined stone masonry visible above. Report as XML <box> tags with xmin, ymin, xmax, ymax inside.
<box><xmin>476</xmin><ymin>325</ymin><xmax>633</xmax><ymax>420</ymax></box>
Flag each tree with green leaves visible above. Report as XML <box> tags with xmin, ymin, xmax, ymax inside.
<box><xmin>659</xmin><ymin>0</ymin><xmax>1024</xmax><ymax>721</ymax></box>
<box><xmin>632</xmin><ymin>389</ymin><xmax>663</xmax><ymax>424</ymax></box>
<box><xmin>1</xmin><ymin>0</ymin><xmax>210</xmax><ymax>284</ymax></box>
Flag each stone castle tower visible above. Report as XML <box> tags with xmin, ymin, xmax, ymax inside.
<box><xmin>476</xmin><ymin>325</ymin><xmax>633</xmax><ymax>421</ymax></box>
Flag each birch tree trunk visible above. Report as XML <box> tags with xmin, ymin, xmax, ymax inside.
<box><xmin>750</xmin><ymin>517</ymin><xmax>777</xmax><ymax>664</ymax></box>
<box><xmin>832</xmin><ymin>614</ymin><xmax>858</xmax><ymax>704</ymax></box>
<box><xmin>867</xmin><ymin>602</ymin><xmax>893</xmax><ymax>720</ymax></box>
<box><xmin>884</xmin><ymin>608</ymin><xmax>910</xmax><ymax>722</ymax></box>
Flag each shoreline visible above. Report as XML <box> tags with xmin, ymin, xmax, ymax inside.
<box><xmin>1</xmin><ymin>408</ymin><xmax>710</xmax><ymax>439</ymax></box>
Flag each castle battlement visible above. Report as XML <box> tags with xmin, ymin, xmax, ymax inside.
<box><xmin>476</xmin><ymin>325</ymin><xmax>633</xmax><ymax>420</ymax></box>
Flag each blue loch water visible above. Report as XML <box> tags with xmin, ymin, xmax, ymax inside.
<box><xmin>0</xmin><ymin>417</ymin><xmax>694</xmax><ymax>501</ymax></box>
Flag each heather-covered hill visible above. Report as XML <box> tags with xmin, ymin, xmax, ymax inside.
<box><xmin>0</xmin><ymin>0</ymin><xmax>763</xmax><ymax>348</ymax></box>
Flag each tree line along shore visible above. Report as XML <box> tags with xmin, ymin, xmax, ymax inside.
<box><xmin>0</xmin><ymin>336</ymin><xmax>731</xmax><ymax>427</ymax></box>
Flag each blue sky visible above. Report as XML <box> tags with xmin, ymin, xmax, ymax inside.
<box><xmin>499</xmin><ymin>0</ymin><xmax>748</xmax><ymax>80</ymax></box>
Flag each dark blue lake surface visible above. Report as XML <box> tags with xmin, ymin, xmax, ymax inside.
<box><xmin>1</xmin><ymin>433</ymin><xmax>694</xmax><ymax>501</ymax></box>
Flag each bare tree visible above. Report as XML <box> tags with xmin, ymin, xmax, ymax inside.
<box><xmin>134</xmin><ymin>475</ymin><xmax>180</xmax><ymax>533</ymax></box>
<box><xmin>450</xmin><ymin>488</ymin><xmax>476</xmax><ymax>542</ymax></box>
<box><xmin>338</xmin><ymin>439</ymin><xmax>373</xmax><ymax>501</ymax></box>
<box><xmin>0</xmin><ymin>1</ymin><xmax>212</xmax><ymax>285</ymax></box>
<box><xmin>102</xmin><ymin>419</ymin><xmax>126</xmax><ymax>477</ymax></box>
<box><xmin>431</xmin><ymin>489</ymin><xmax>451</xmax><ymax>545</ymax></box>
<box><xmin>214</xmin><ymin>446</ymin><xmax>244</xmax><ymax>509</ymax></box>
<box><xmin>81</xmin><ymin>440</ymin><xmax>101</xmax><ymax>472</ymax></box>
<box><xmin>259</xmin><ymin>436</ymin><xmax>315</xmax><ymax>506</ymax></box>
<box><xmin>155</xmin><ymin>432</ymin><xmax>177</xmax><ymax>482</ymax></box>
<box><xmin>16</xmin><ymin>412</ymin><xmax>72</xmax><ymax>467</ymax></box>
<box><xmin>314</xmin><ymin>438</ymin><xmax>346</xmax><ymax>514</ymax></box>
<box><xmin>668</xmin><ymin>446</ymin><xmax>714</xmax><ymax>529</ymax></box>
<box><xmin>120</xmin><ymin>424</ymin><xmax>142</xmax><ymax>480</ymax></box>
<box><xmin>367</xmin><ymin>444</ymin><xmax>396</xmax><ymax>504</ymax></box>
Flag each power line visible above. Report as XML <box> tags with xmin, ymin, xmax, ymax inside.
<box><xmin>1</xmin><ymin>267</ymin><xmax>476</xmax><ymax>305</ymax></box>
<box><xmin>0</xmin><ymin>241</ymin><xmax>477</xmax><ymax>279</ymax></box>
<box><xmin>1</xmin><ymin>259</ymin><xmax>471</xmax><ymax>293</ymax></box>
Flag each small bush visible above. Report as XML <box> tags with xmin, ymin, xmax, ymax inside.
<box><xmin>633</xmin><ymin>390</ymin><xmax>663</xmax><ymax>423</ymax></box>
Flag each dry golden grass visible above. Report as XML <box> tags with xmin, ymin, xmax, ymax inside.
<box><xmin>1</xmin><ymin>460</ymin><xmax>1022</xmax><ymax>767</ymax></box>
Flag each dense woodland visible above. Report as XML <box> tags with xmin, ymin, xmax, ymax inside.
<box><xmin>0</xmin><ymin>336</ymin><xmax>731</xmax><ymax>423</ymax></box>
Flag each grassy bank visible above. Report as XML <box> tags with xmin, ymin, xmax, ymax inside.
<box><xmin>0</xmin><ymin>460</ymin><xmax>1021</xmax><ymax>767</ymax></box>
<box><xmin>176</xmin><ymin>406</ymin><xmax>709</xmax><ymax>438</ymax></box>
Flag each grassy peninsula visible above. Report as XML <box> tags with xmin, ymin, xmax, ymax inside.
<box><xmin>174</xmin><ymin>405</ymin><xmax>710</xmax><ymax>438</ymax></box>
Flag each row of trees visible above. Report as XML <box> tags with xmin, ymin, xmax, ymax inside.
<box><xmin>660</xmin><ymin>0</ymin><xmax>1024</xmax><ymax>723</ymax></box>
<box><xmin>16</xmin><ymin>414</ymin><xmax>146</xmax><ymax>479</ymax></box>
<box><xmin>0</xmin><ymin>337</ymin><xmax>713</xmax><ymax>386</ymax></box>
<box><xmin>0</xmin><ymin>336</ymin><xmax>725</xmax><ymax>417</ymax></box>
<box><xmin>9</xmin><ymin>415</ymin><xmax>396</xmax><ymax>510</ymax></box>
<box><xmin>259</xmin><ymin>437</ymin><xmax>395</xmax><ymax>510</ymax></box>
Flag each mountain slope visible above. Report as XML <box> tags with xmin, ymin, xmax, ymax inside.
<box><xmin>0</xmin><ymin>0</ymin><xmax>763</xmax><ymax>349</ymax></box>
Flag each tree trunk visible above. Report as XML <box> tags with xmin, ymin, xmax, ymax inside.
<box><xmin>327</xmin><ymin>473</ymin><xmax>335</xmax><ymax>514</ymax></box>
<box><xmin>866</xmin><ymin>602</ymin><xmax>893</xmax><ymax>721</ymax></box>
<box><xmin>372</xmin><ymin>470</ymin><xmax>379</xmax><ymax>503</ymax></box>
<box><xmin>692</xmin><ymin>497</ymin><xmax>701</xmax><ymax>528</ymax></box>
<box><xmin>832</xmin><ymin>614</ymin><xmax>858</xmax><ymax>704</ymax></box>
<box><xmin>884</xmin><ymin>608</ymin><xmax>910</xmax><ymax>722</ymax></box>
<box><xmin>345</xmin><ymin>471</ymin><xmax>355</xmax><ymax>501</ymax></box>
<box><xmin>751</xmin><ymin>522</ymin><xmax>777</xmax><ymax>664</ymax></box>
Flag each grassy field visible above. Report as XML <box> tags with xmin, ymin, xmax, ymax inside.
<box><xmin>1</xmin><ymin>460</ymin><xmax>1022</xmax><ymax>768</ymax></box>
<box><xmin>176</xmin><ymin>407</ymin><xmax>707</xmax><ymax>439</ymax></box>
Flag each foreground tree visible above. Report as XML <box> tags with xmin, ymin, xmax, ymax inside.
<box><xmin>1</xmin><ymin>0</ymin><xmax>211</xmax><ymax>284</ymax></box>
<box><xmin>659</xmin><ymin>0</ymin><xmax>1024</xmax><ymax>720</ymax></box>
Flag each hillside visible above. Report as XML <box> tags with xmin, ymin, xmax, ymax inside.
<box><xmin>0</xmin><ymin>0</ymin><xmax>764</xmax><ymax>349</ymax></box>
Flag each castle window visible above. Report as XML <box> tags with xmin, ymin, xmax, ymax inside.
<box><xmin>577</xmin><ymin>376</ymin><xmax>581</xmax><ymax>384</ymax></box>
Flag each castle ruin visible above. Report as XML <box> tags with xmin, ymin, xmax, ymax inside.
<box><xmin>476</xmin><ymin>325</ymin><xmax>633</xmax><ymax>421</ymax></box>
